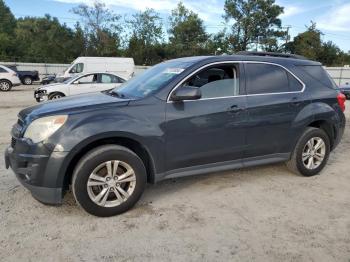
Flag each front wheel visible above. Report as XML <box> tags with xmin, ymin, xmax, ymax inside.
<box><xmin>0</xmin><ymin>80</ymin><xmax>12</xmax><ymax>91</ymax></box>
<box><xmin>48</xmin><ymin>92</ymin><xmax>64</xmax><ymax>100</ymax></box>
<box><xmin>23</xmin><ymin>76</ymin><xmax>33</xmax><ymax>85</ymax></box>
<box><xmin>287</xmin><ymin>127</ymin><xmax>330</xmax><ymax>176</ymax></box>
<box><xmin>72</xmin><ymin>145</ymin><xmax>147</xmax><ymax>217</ymax></box>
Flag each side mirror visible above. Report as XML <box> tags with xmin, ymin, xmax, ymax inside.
<box><xmin>171</xmin><ymin>86</ymin><xmax>201</xmax><ymax>102</ymax></box>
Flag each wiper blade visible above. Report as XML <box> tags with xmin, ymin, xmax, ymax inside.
<box><xmin>110</xmin><ymin>90</ymin><xmax>126</xmax><ymax>98</ymax></box>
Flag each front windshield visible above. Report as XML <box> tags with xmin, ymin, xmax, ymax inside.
<box><xmin>111</xmin><ymin>60</ymin><xmax>195</xmax><ymax>98</ymax></box>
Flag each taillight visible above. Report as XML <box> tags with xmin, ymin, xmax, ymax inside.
<box><xmin>337</xmin><ymin>93</ymin><xmax>346</xmax><ymax>112</ymax></box>
<box><xmin>12</xmin><ymin>73</ymin><xmax>17</xmax><ymax>77</ymax></box>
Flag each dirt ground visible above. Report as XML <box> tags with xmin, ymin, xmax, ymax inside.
<box><xmin>0</xmin><ymin>86</ymin><xmax>349</xmax><ymax>262</ymax></box>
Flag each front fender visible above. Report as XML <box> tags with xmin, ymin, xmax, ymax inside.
<box><xmin>48</xmin><ymin>100</ymin><xmax>166</xmax><ymax>188</ymax></box>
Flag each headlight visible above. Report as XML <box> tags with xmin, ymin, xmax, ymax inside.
<box><xmin>24</xmin><ymin>115</ymin><xmax>68</xmax><ymax>143</ymax></box>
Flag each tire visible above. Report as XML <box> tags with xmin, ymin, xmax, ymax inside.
<box><xmin>48</xmin><ymin>92</ymin><xmax>64</xmax><ymax>100</ymax></box>
<box><xmin>23</xmin><ymin>76</ymin><xmax>33</xmax><ymax>85</ymax></box>
<box><xmin>72</xmin><ymin>145</ymin><xmax>147</xmax><ymax>217</ymax></box>
<box><xmin>287</xmin><ymin>127</ymin><xmax>330</xmax><ymax>177</ymax></box>
<box><xmin>0</xmin><ymin>80</ymin><xmax>12</xmax><ymax>91</ymax></box>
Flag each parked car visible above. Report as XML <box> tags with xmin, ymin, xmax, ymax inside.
<box><xmin>0</xmin><ymin>65</ymin><xmax>21</xmax><ymax>91</ymax></box>
<box><xmin>57</xmin><ymin>57</ymin><xmax>135</xmax><ymax>80</ymax></box>
<box><xmin>5</xmin><ymin>52</ymin><xmax>346</xmax><ymax>217</ymax></box>
<box><xmin>41</xmin><ymin>74</ymin><xmax>56</xmax><ymax>85</ymax></box>
<box><xmin>34</xmin><ymin>72</ymin><xmax>126</xmax><ymax>102</ymax></box>
<box><xmin>339</xmin><ymin>84</ymin><xmax>350</xmax><ymax>99</ymax></box>
<box><xmin>7</xmin><ymin>65</ymin><xmax>40</xmax><ymax>85</ymax></box>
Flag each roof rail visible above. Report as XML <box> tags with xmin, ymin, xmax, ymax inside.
<box><xmin>236</xmin><ymin>51</ymin><xmax>307</xmax><ymax>60</ymax></box>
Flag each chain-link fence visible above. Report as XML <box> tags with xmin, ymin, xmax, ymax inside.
<box><xmin>0</xmin><ymin>61</ymin><xmax>150</xmax><ymax>80</ymax></box>
<box><xmin>325</xmin><ymin>67</ymin><xmax>350</xmax><ymax>87</ymax></box>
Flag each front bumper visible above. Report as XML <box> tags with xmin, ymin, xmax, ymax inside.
<box><xmin>5</xmin><ymin>141</ymin><xmax>69</xmax><ymax>205</ymax></box>
<box><xmin>34</xmin><ymin>89</ymin><xmax>48</xmax><ymax>102</ymax></box>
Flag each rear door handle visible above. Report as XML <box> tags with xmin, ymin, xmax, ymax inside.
<box><xmin>227</xmin><ymin>105</ymin><xmax>243</xmax><ymax>114</ymax></box>
<box><xmin>291</xmin><ymin>97</ymin><xmax>301</xmax><ymax>107</ymax></box>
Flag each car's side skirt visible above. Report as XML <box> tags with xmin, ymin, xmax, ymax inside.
<box><xmin>155</xmin><ymin>153</ymin><xmax>290</xmax><ymax>182</ymax></box>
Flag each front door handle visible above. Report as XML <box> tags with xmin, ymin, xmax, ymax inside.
<box><xmin>227</xmin><ymin>105</ymin><xmax>243</xmax><ymax>114</ymax></box>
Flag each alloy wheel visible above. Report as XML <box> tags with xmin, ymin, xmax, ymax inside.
<box><xmin>86</xmin><ymin>160</ymin><xmax>136</xmax><ymax>207</ymax></box>
<box><xmin>24</xmin><ymin>77</ymin><xmax>32</xmax><ymax>85</ymax></box>
<box><xmin>302</xmin><ymin>137</ymin><xmax>326</xmax><ymax>170</ymax></box>
<box><xmin>0</xmin><ymin>81</ymin><xmax>10</xmax><ymax>91</ymax></box>
<box><xmin>51</xmin><ymin>94</ymin><xmax>62</xmax><ymax>99</ymax></box>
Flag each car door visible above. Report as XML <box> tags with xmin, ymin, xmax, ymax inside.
<box><xmin>165</xmin><ymin>63</ymin><xmax>248</xmax><ymax>173</ymax></box>
<box><xmin>68</xmin><ymin>74</ymin><xmax>98</xmax><ymax>96</ymax></box>
<box><xmin>96</xmin><ymin>73</ymin><xmax>125</xmax><ymax>91</ymax></box>
<box><xmin>243</xmin><ymin>62</ymin><xmax>306</xmax><ymax>158</ymax></box>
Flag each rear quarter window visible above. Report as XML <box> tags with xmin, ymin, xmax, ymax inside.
<box><xmin>0</xmin><ymin>67</ymin><xmax>8</xmax><ymax>73</ymax></box>
<box><xmin>298</xmin><ymin>65</ymin><xmax>337</xmax><ymax>89</ymax></box>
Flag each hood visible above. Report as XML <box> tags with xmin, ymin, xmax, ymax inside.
<box><xmin>37</xmin><ymin>83</ymin><xmax>68</xmax><ymax>94</ymax></box>
<box><xmin>19</xmin><ymin>92</ymin><xmax>131</xmax><ymax>122</ymax></box>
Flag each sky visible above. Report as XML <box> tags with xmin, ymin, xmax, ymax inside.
<box><xmin>4</xmin><ymin>0</ymin><xmax>350</xmax><ymax>52</ymax></box>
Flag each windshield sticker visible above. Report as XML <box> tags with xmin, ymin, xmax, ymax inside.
<box><xmin>163</xmin><ymin>68</ymin><xmax>185</xmax><ymax>74</ymax></box>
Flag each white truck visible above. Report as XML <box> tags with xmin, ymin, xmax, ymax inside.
<box><xmin>56</xmin><ymin>57</ymin><xmax>135</xmax><ymax>81</ymax></box>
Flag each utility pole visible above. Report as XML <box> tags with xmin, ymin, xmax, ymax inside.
<box><xmin>284</xmin><ymin>25</ymin><xmax>292</xmax><ymax>51</ymax></box>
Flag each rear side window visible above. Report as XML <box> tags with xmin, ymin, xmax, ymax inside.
<box><xmin>287</xmin><ymin>73</ymin><xmax>303</xmax><ymax>92</ymax></box>
<box><xmin>299</xmin><ymin>65</ymin><xmax>337</xmax><ymax>89</ymax></box>
<box><xmin>0</xmin><ymin>67</ymin><xmax>8</xmax><ymax>73</ymax></box>
<box><xmin>245</xmin><ymin>63</ymin><xmax>289</xmax><ymax>94</ymax></box>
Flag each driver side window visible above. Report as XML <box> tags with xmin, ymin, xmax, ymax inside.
<box><xmin>70</xmin><ymin>63</ymin><xmax>84</xmax><ymax>74</ymax></box>
<box><xmin>183</xmin><ymin>64</ymin><xmax>240</xmax><ymax>99</ymax></box>
<box><xmin>74</xmin><ymin>74</ymin><xmax>97</xmax><ymax>84</ymax></box>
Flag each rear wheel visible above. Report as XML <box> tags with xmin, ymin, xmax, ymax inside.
<box><xmin>23</xmin><ymin>76</ymin><xmax>33</xmax><ymax>85</ymax></box>
<box><xmin>48</xmin><ymin>92</ymin><xmax>64</xmax><ymax>100</ymax></box>
<box><xmin>72</xmin><ymin>145</ymin><xmax>147</xmax><ymax>217</ymax></box>
<box><xmin>0</xmin><ymin>80</ymin><xmax>12</xmax><ymax>91</ymax></box>
<box><xmin>287</xmin><ymin>127</ymin><xmax>330</xmax><ymax>176</ymax></box>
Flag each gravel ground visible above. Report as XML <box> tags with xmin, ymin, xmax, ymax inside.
<box><xmin>0</xmin><ymin>86</ymin><xmax>350</xmax><ymax>262</ymax></box>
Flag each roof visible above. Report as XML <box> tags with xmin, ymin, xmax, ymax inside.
<box><xmin>169</xmin><ymin>53</ymin><xmax>321</xmax><ymax>66</ymax></box>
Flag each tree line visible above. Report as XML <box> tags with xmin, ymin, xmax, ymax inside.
<box><xmin>1</xmin><ymin>0</ymin><xmax>349</xmax><ymax>66</ymax></box>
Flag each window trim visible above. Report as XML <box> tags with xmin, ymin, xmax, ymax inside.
<box><xmin>167</xmin><ymin>61</ymin><xmax>306</xmax><ymax>103</ymax></box>
<box><xmin>72</xmin><ymin>73</ymin><xmax>97</xmax><ymax>84</ymax></box>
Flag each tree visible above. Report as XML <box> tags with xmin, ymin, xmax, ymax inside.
<box><xmin>0</xmin><ymin>0</ymin><xmax>16</xmax><ymax>59</ymax></box>
<box><xmin>206</xmin><ymin>30</ymin><xmax>232</xmax><ymax>55</ymax></box>
<box><xmin>14</xmin><ymin>15</ymin><xmax>84</xmax><ymax>63</ymax></box>
<box><xmin>319</xmin><ymin>41</ymin><xmax>343</xmax><ymax>66</ymax></box>
<box><xmin>224</xmin><ymin>0</ymin><xmax>285</xmax><ymax>51</ymax></box>
<box><xmin>286</xmin><ymin>22</ymin><xmax>322</xmax><ymax>61</ymax></box>
<box><xmin>126</xmin><ymin>9</ymin><xmax>164</xmax><ymax>65</ymax></box>
<box><xmin>168</xmin><ymin>2</ymin><xmax>209</xmax><ymax>58</ymax></box>
<box><xmin>71</xmin><ymin>1</ymin><xmax>123</xmax><ymax>56</ymax></box>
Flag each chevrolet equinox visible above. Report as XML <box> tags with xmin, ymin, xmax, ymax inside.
<box><xmin>5</xmin><ymin>52</ymin><xmax>346</xmax><ymax>217</ymax></box>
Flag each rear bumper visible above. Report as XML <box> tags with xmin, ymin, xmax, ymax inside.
<box><xmin>5</xmin><ymin>144</ymin><xmax>68</xmax><ymax>205</ymax></box>
<box><xmin>333</xmin><ymin>112</ymin><xmax>346</xmax><ymax>150</ymax></box>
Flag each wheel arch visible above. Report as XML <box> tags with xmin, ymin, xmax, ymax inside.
<box><xmin>60</xmin><ymin>135</ymin><xmax>156</xmax><ymax>192</ymax></box>
<box><xmin>292</xmin><ymin>101</ymin><xmax>340</xmax><ymax>151</ymax></box>
<box><xmin>48</xmin><ymin>91</ymin><xmax>66</xmax><ymax>98</ymax></box>
<box><xmin>0</xmin><ymin>78</ymin><xmax>12</xmax><ymax>84</ymax></box>
<box><xmin>307</xmin><ymin>119</ymin><xmax>336</xmax><ymax>150</ymax></box>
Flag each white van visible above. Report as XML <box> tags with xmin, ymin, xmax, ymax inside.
<box><xmin>58</xmin><ymin>57</ymin><xmax>135</xmax><ymax>80</ymax></box>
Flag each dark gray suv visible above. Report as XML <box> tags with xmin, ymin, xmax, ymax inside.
<box><xmin>5</xmin><ymin>52</ymin><xmax>346</xmax><ymax>217</ymax></box>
